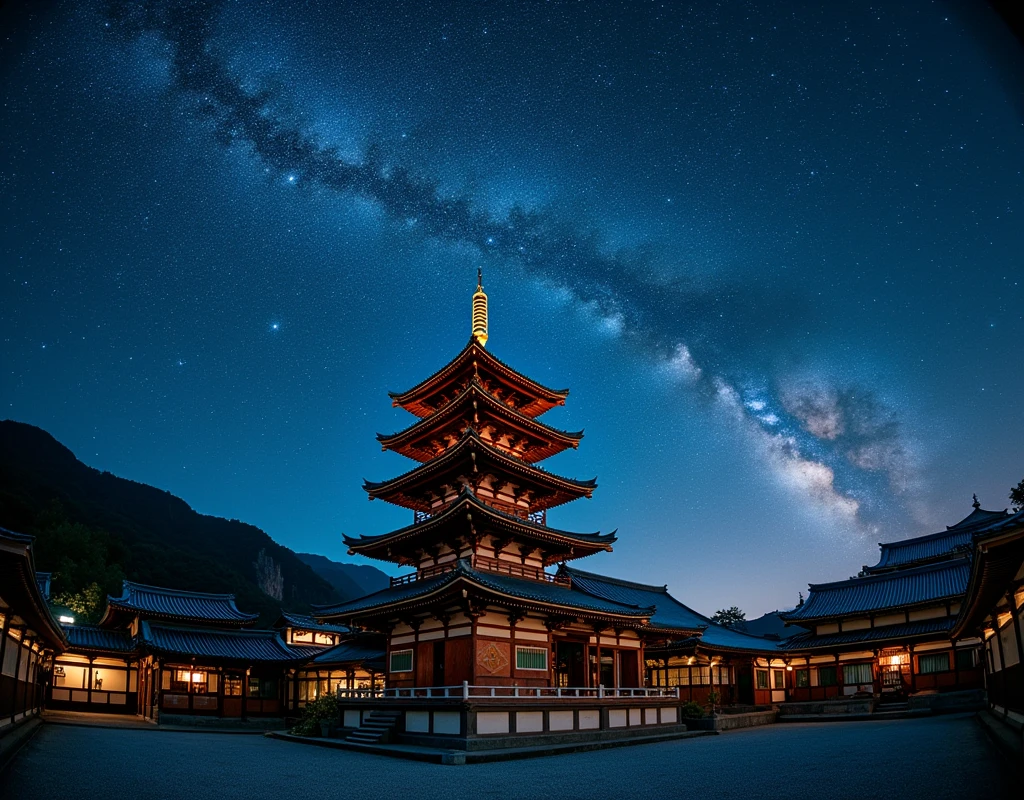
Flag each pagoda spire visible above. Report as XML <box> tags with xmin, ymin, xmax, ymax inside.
<box><xmin>472</xmin><ymin>268</ymin><xmax>488</xmax><ymax>347</ymax></box>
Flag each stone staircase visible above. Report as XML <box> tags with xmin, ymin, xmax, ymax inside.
<box><xmin>345</xmin><ymin>710</ymin><xmax>402</xmax><ymax>745</ymax></box>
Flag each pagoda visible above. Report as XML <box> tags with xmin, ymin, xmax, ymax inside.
<box><xmin>315</xmin><ymin>273</ymin><xmax>695</xmax><ymax>690</ymax></box>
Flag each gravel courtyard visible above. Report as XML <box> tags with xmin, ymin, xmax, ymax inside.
<box><xmin>1</xmin><ymin>713</ymin><xmax>1016</xmax><ymax>800</ymax></box>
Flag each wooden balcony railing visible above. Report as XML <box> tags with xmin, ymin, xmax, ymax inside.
<box><xmin>389</xmin><ymin>554</ymin><xmax>570</xmax><ymax>588</ymax></box>
<box><xmin>338</xmin><ymin>683</ymin><xmax>680</xmax><ymax>700</ymax></box>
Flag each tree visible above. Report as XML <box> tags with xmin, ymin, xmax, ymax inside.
<box><xmin>1011</xmin><ymin>478</ymin><xmax>1024</xmax><ymax>513</ymax></box>
<box><xmin>711</xmin><ymin>606</ymin><xmax>746</xmax><ymax>628</ymax></box>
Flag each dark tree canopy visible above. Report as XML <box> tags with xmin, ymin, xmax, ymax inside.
<box><xmin>711</xmin><ymin>606</ymin><xmax>747</xmax><ymax>628</ymax></box>
<box><xmin>1011</xmin><ymin>478</ymin><xmax>1024</xmax><ymax>512</ymax></box>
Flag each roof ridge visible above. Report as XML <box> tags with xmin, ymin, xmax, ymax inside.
<box><xmin>118</xmin><ymin>580</ymin><xmax>240</xmax><ymax>601</ymax></box>
<box><xmin>807</xmin><ymin>556</ymin><xmax>970</xmax><ymax>591</ymax></box>
<box><xmin>563</xmin><ymin>565</ymin><xmax>668</xmax><ymax>593</ymax></box>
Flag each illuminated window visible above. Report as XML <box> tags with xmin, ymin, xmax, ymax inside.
<box><xmin>773</xmin><ymin>669</ymin><xmax>786</xmax><ymax>689</ymax></box>
<box><xmin>223</xmin><ymin>676</ymin><xmax>243</xmax><ymax>697</ymax></box>
<box><xmin>515</xmin><ymin>646</ymin><xmax>548</xmax><ymax>671</ymax></box>
<box><xmin>390</xmin><ymin>649</ymin><xmax>413</xmax><ymax>673</ymax></box>
<box><xmin>755</xmin><ymin>669</ymin><xmax>769</xmax><ymax>689</ymax></box>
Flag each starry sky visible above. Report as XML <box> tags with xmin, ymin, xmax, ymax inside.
<box><xmin>2</xmin><ymin>0</ymin><xmax>1022</xmax><ymax>617</ymax></box>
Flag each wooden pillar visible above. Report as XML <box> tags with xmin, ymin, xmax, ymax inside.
<box><xmin>908</xmin><ymin>645</ymin><xmax>916</xmax><ymax>694</ymax></box>
<box><xmin>1007</xmin><ymin>593</ymin><xmax>1024</xmax><ymax>667</ymax></box>
<box><xmin>11</xmin><ymin>631</ymin><xmax>25</xmax><ymax>722</ymax></box>
<box><xmin>952</xmin><ymin>639</ymin><xmax>960</xmax><ymax>689</ymax></box>
<box><xmin>992</xmin><ymin>614</ymin><xmax>1007</xmax><ymax>707</ymax></box>
<box><xmin>241</xmin><ymin>666</ymin><xmax>250</xmax><ymax>720</ymax></box>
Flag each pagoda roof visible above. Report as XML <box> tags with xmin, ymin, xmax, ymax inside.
<box><xmin>312</xmin><ymin>559</ymin><xmax>653</xmax><ymax>625</ymax></box>
<box><xmin>781</xmin><ymin>558</ymin><xmax>970</xmax><ymax>624</ymax></box>
<box><xmin>345</xmin><ymin>485</ymin><xmax>615</xmax><ymax>564</ymax></box>
<box><xmin>564</xmin><ymin>566</ymin><xmax>776</xmax><ymax>652</ymax></box>
<box><xmin>864</xmin><ymin>502</ymin><xmax>1011</xmax><ymax>573</ymax></box>
<box><xmin>378</xmin><ymin>378</ymin><xmax>583</xmax><ymax>463</ymax></box>
<box><xmin>99</xmin><ymin>581</ymin><xmax>259</xmax><ymax>628</ymax></box>
<box><xmin>138</xmin><ymin>620</ymin><xmax>308</xmax><ymax>664</ymax></box>
<box><xmin>364</xmin><ymin>427</ymin><xmax>596</xmax><ymax>512</ymax></box>
<box><xmin>779</xmin><ymin>617</ymin><xmax>957</xmax><ymax>652</ymax></box>
<box><xmin>389</xmin><ymin>339</ymin><xmax>569</xmax><ymax>418</ymax></box>
<box><xmin>952</xmin><ymin>509</ymin><xmax>1024</xmax><ymax>638</ymax></box>
<box><xmin>63</xmin><ymin>625</ymin><xmax>136</xmax><ymax>655</ymax></box>
<box><xmin>273</xmin><ymin>612</ymin><xmax>352</xmax><ymax>636</ymax></box>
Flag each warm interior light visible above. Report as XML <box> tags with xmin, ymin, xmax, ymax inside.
<box><xmin>786</xmin><ymin>665</ymin><xmax>793</xmax><ymax>671</ymax></box>
<box><xmin>191</xmin><ymin>671</ymin><xmax>204</xmax><ymax>683</ymax></box>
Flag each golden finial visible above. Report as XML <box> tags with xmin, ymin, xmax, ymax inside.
<box><xmin>471</xmin><ymin>267</ymin><xmax>488</xmax><ymax>347</ymax></box>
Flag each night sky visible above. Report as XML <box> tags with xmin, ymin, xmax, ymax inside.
<box><xmin>2</xmin><ymin>1</ymin><xmax>1022</xmax><ymax>617</ymax></box>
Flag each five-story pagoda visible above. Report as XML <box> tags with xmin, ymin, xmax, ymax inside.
<box><xmin>315</xmin><ymin>273</ymin><xmax>683</xmax><ymax>691</ymax></box>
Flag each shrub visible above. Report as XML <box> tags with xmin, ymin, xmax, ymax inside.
<box><xmin>681</xmin><ymin>701</ymin><xmax>705</xmax><ymax>719</ymax></box>
<box><xmin>291</xmin><ymin>693</ymin><xmax>339</xmax><ymax>736</ymax></box>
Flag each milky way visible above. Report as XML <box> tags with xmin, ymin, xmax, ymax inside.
<box><xmin>2</xmin><ymin>0</ymin><xmax>1021</xmax><ymax>612</ymax></box>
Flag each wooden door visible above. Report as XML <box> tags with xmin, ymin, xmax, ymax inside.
<box><xmin>445</xmin><ymin>637</ymin><xmax>473</xmax><ymax>686</ymax></box>
<box><xmin>415</xmin><ymin>641</ymin><xmax>434</xmax><ymax>687</ymax></box>
<box><xmin>619</xmin><ymin>650</ymin><xmax>640</xmax><ymax>688</ymax></box>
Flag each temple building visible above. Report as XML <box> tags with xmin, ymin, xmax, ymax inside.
<box><xmin>777</xmin><ymin>500</ymin><xmax>1006</xmax><ymax>703</ymax></box>
<box><xmin>315</xmin><ymin>272</ymin><xmax>693</xmax><ymax>693</ymax></box>
<box><xmin>951</xmin><ymin>507</ymin><xmax>1024</xmax><ymax>740</ymax></box>
<box><xmin>0</xmin><ymin>527</ymin><xmax>66</xmax><ymax>736</ymax></box>
<box><xmin>50</xmin><ymin>580</ymin><xmax>316</xmax><ymax>720</ymax></box>
<box><xmin>562</xmin><ymin>567</ymin><xmax>785</xmax><ymax>706</ymax></box>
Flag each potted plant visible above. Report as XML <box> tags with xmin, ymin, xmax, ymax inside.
<box><xmin>290</xmin><ymin>693</ymin><xmax>340</xmax><ymax>737</ymax></box>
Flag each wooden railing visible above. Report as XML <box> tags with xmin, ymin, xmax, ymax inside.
<box><xmin>389</xmin><ymin>554</ymin><xmax>570</xmax><ymax>588</ymax></box>
<box><xmin>338</xmin><ymin>683</ymin><xmax>681</xmax><ymax>700</ymax></box>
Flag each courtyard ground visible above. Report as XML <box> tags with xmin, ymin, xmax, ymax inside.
<box><xmin>1</xmin><ymin>712</ymin><xmax>1017</xmax><ymax>799</ymax></box>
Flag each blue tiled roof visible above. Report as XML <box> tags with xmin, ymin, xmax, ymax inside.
<box><xmin>103</xmin><ymin>581</ymin><xmax>259</xmax><ymax>625</ymax></box>
<box><xmin>314</xmin><ymin>560</ymin><xmax>652</xmax><ymax>620</ymax></box>
<box><xmin>139</xmin><ymin>621</ymin><xmax>304</xmax><ymax>663</ymax></box>
<box><xmin>867</xmin><ymin>506</ymin><xmax>1011</xmax><ymax>572</ymax></box>
<box><xmin>310</xmin><ymin>638</ymin><xmax>386</xmax><ymax>668</ymax></box>
<box><xmin>275</xmin><ymin>612</ymin><xmax>351</xmax><ymax>635</ymax></box>
<box><xmin>564</xmin><ymin>566</ymin><xmax>777</xmax><ymax>652</ymax></box>
<box><xmin>63</xmin><ymin>625</ymin><xmax>135</xmax><ymax>653</ymax></box>
<box><xmin>782</xmin><ymin>558</ymin><xmax>970</xmax><ymax>622</ymax></box>
<box><xmin>779</xmin><ymin>617</ymin><xmax>956</xmax><ymax>651</ymax></box>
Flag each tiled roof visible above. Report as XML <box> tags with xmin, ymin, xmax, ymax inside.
<box><xmin>310</xmin><ymin>638</ymin><xmax>386</xmax><ymax>668</ymax></box>
<box><xmin>63</xmin><ymin>625</ymin><xmax>135</xmax><ymax>654</ymax></box>
<box><xmin>275</xmin><ymin>612</ymin><xmax>351</xmax><ymax>635</ymax></box>
<box><xmin>363</xmin><ymin>428</ymin><xmax>597</xmax><ymax>495</ymax></box>
<box><xmin>139</xmin><ymin>621</ymin><xmax>304</xmax><ymax>663</ymax></box>
<box><xmin>782</xmin><ymin>558</ymin><xmax>970</xmax><ymax>622</ymax></box>
<box><xmin>867</xmin><ymin>505</ymin><xmax>1011</xmax><ymax>572</ymax></box>
<box><xmin>388</xmin><ymin>339</ymin><xmax>569</xmax><ymax>411</ymax></box>
<box><xmin>344</xmin><ymin>486</ymin><xmax>615</xmax><ymax>551</ymax></box>
<box><xmin>0</xmin><ymin>527</ymin><xmax>68</xmax><ymax>651</ymax></box>
<box><xmin>565</xmin><ymin>566</ymin><xmax>776</xmax><ymax>651</ymax></box>
<box><xmin>779</xmin><ymin>617</ymin><xmax>956</xmax><ymax>651</ymax></box>
<box><xmin>952</xmin><ymin>509</ymin><xmax>1024</xmax><ymax>638</ymax></box>
<box><xmin>103</xmin><ymin>581</ymin><xmax>259</xmax><ymax>625</ymax></box>
<box><xmin>314</xmin><ymin>560</ymin><xmax>652</xmax><ymax>620</ymax></box>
